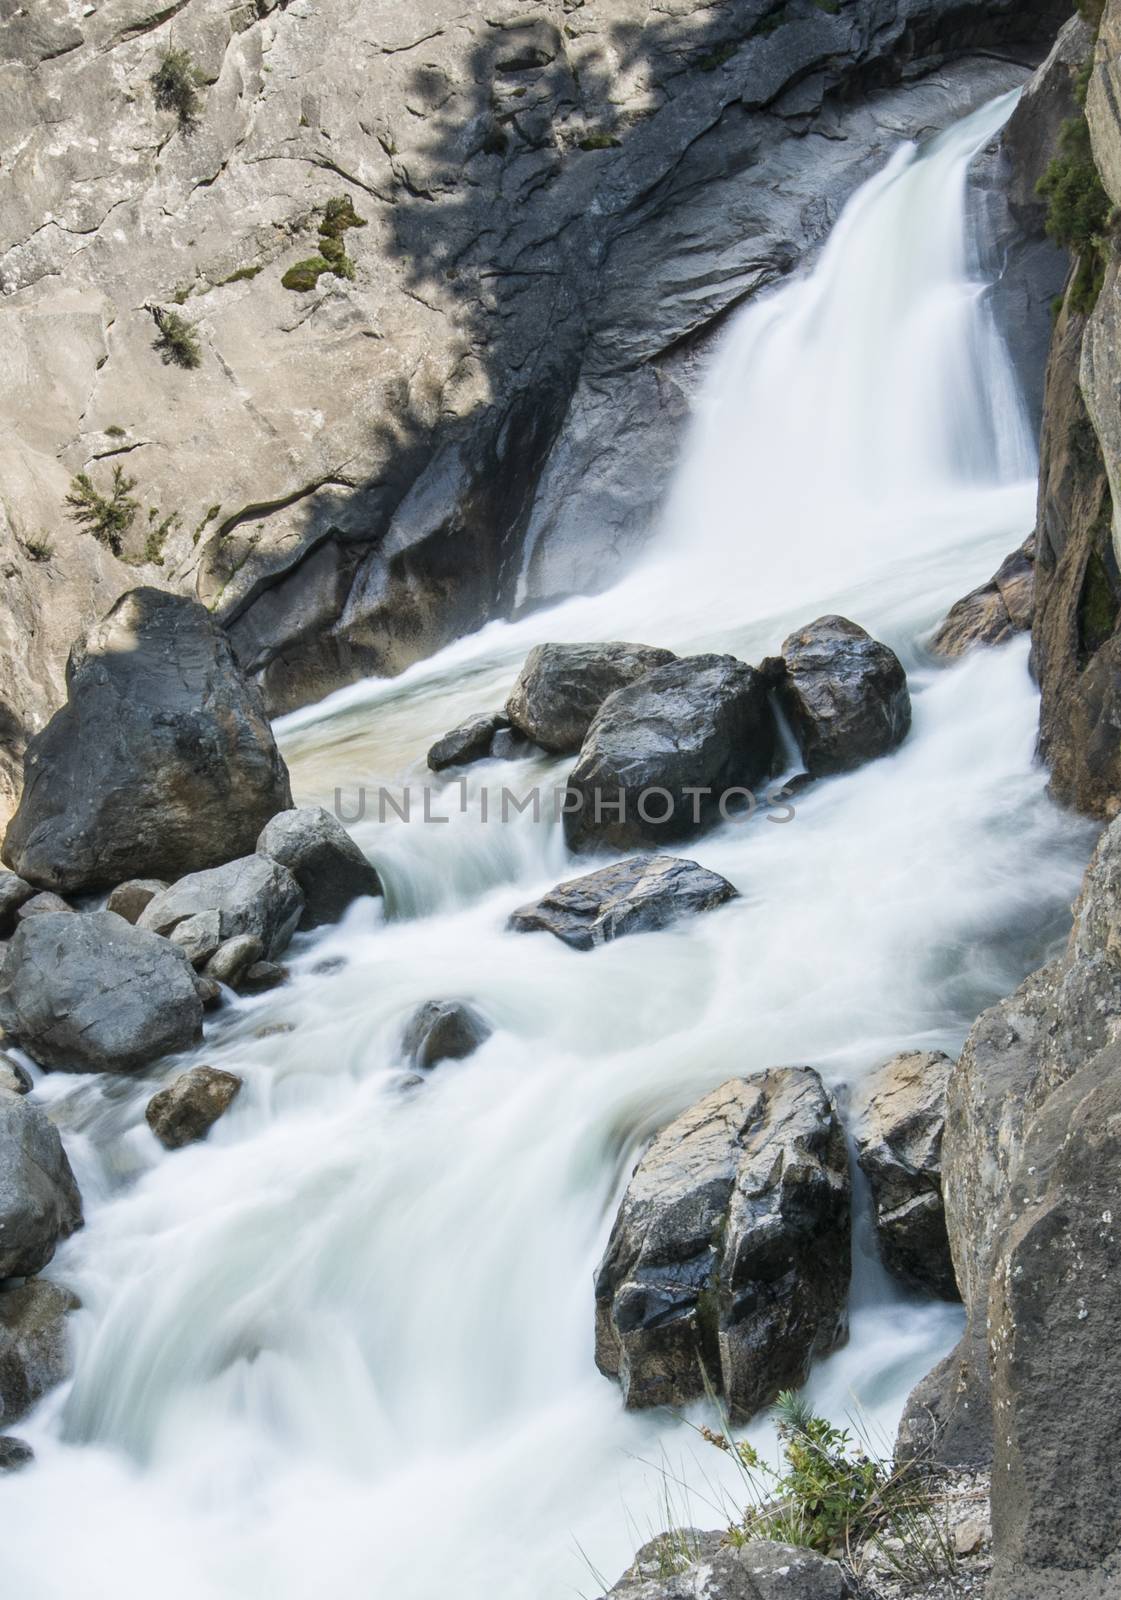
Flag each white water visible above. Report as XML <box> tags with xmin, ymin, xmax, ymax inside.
<box><xmin>2</xmin><ymin>96</ymin><xmax>1097</xmax><ymax>1598</ymax></box>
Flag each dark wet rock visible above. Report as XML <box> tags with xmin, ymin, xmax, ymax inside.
<box><xmin>194</xmin><ymin>975</ymin><xmax>223</xmax><ymax>1012</ymax></box>
<box><xmin>852</xmin><ymin>1050</ymin><xmax>957</xmax><ymax>1299</ymax></box>
<box><xmin>257</xmin><ymin>806</ymin><xmax>381</xmax><ymax>929</ymax></box>
<box><xmin>505</xmin><ymin>642</ymin><xmax>675</xmax><ymax>754</ymax></box>
<box><xmin>2</xmin><ymin>589</ymin><xmax>293</xmax><ymax>895</ymax></box>
<box><xmin>489</xmin><ymin>726</ymin><xmax>532</xmax><ymax>761</ymax></box>
<box><xmin>15</xmin><ymin>892</ymin><xmax>72</xmax><ymax>922</ymax></box>
<box><xmin>0</xmin><ymin>911</ymin><xmax>203</xmax><ymax>1075</ymax></box>
<box><xmin>604</xmin><ymin>1532</ymin><xmax>854</xmax><ymax>1598</ymax></box>
<box><xmin>146</xmin><ymin>1067</ymin><xmax>243</xmax><ymax>1151</ymax></box>
<box><xmin>241</xmin><ymin>962</ymin><xmax>288</xmax><ymax>995</ymax></box>
<box><xmin>773</xmin><ymin>617</ymin><xmax>911</xmax><ymax>778</ymax></box>
<box><xmin>0</xmin><ymin>1435</ymin><xmax>33</xmax><ymax>1472</ymax></box>
<box><xmin>595</xmin><ymin>1069</ymin><xmax>850</xmax><ymax>1420</ymax></box>
<box><xmin>204</xmin><ymin>934</ymin><xmax>264</xmax><ymax>989</ymax></box>
<box><xmin>0</xmin><ymin>1055</ymin><xmax>32</xmax><ymax>1096</ymax></box>
<box><xmin>427</xmin><ymin>712</ymin><xmax>510</xmax><ymax>771</ymax></box>
<box><xmin>509</xmin><ymin>854</ymin><xmax>737</xmax><ymax>952</ymax></box>
<box><xmin>139</xmin><ymin>855</ymin><xmax>304</xmax><ymax>963</ymax></box>
<box><xmin>0</xmin><ymin>873</ymin><xmax>35</xmax><ymax>939</ymax></box>
<box><xmin>564</xmin><ymin>655</ymin><xmax>777</xmax><ymax>853</ymax></box>
<box><xmin>929</xmin><ymin>541</ymin><xmax>1036</xmax><ymax>658</ymax></box>
<box><xmin>0</xmin><ymin>1279</ymin><xmax>79</xmax><ymax>1426</ymax></box>
<box><xmin>104</xmin><ymin>879</ymin><xmax>168</xmax><ymax>926</ymax></box>
<box><xmin>401</xmin><ymin>1000</ymin><xmax>491</xmax><ymax>1070</ymax></box>
<box><xmin>0</xmin><ymin>1090</ymin><xmax>83</xmax><ymax>1277</ymax></box>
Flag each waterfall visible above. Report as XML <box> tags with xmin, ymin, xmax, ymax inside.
<box><xmin>3</xmin><ymin>95</ymin><xmax>1094</xmax><ymax>1600</ymax></box>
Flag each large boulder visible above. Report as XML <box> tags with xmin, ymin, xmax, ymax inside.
<box><xmin>257</xmin><ymin>806</ymin><xmax>381</xmax><ymax>929</ymax></box>
<box><xmin>1</xmin><ymin>589</ymin><xmax>293</xmax><ymax>895</ymax></box>
<box><xmin>851</xmin><ymin>1050</ymin><xmax>957</xmax><ymax>1299</ymax></box>
<box><xmin>595</xmin><ymin>1069</ymin><xmax>850</xmax><ymax>1420</ymax></box>
<box><xmin>0</xmin><ymin>1090</ymin><xmax>83</xmax><ymax>1278</ymax></box>
<box><xmin>0</xmin><ymin>1279</ymin><xmax>79</xmax><ymax>1426</ymax></box>
<box><xmin>509</xmin><ymin>855</ymin><xmax>738</xmax><ymax>951</ymax></box>
<box><xmin>401</xmin><ymin>1001</ymin><xmax>491</xmax><ymax>1070</ymax></box>
<box><xmin>505</xmin><ymin>642</ymin><xmax>676</xmax><ymax>754</ymax></box>
<box><xmin>139</xmin><ymin>855</ymin><xmax>304</xmax><ymax>962</ymax></box>
<box><xmin>0</xmin><ymin>911</ymin><xmax>204</xmax><ymax>1074</ymax></box>
<box><xmin>771</xmin><ymin>617</ymin><xmax>910</xmax><ymax>778</ymax></box>
<box><xmin>604</xmin><ymin>1533</ymin><xmax>853</xmax><ymax>1599</ymax></box>
<box><xmin>564</xmin><ymin>656</ymin><xmax>777</xmax><ymax>854</ymax></box>
<box><xmin>146</xmin><ymin>1066</ymin><xmax>243</xmax><ymax>1151</ymax></box>
<box><xmin>928</xmin><ymin>540</ymin><xmax>1036</xmax><ymax>658</ymax></box>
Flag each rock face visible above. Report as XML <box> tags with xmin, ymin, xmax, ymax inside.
<box><xmin>604</xmin><ymin>1533</ymin><xmax>853</xmax><ymax>1599</ymax></box>
<box><xmin>929</xmin><ymin>540</ymin><xmax>1036</xmax><ymax>657</ymax></box>
<box><xmin>564</xmin><ymin>656</ymin><xmax>777</xmax><ymax>853</ymax></box>
<box><xmin>427</xmin><ymin>713</ymin><xmax>511</xmax><ymax>772</ymax></box>
<box><xmin>0</xmin><ymin>1279</ymin><xmax>79</xmax><ymax>1427</ymax></box>
<box><xmin>146</xmin><ymin>1066</ymin><xmax>243</xmax><ymax>1150</ymax></box>
<box><xmin>0</xmin><ymin>0</ymin><xmax>1062</xmax><ymax>818</ymax></box>
<box><xmin>401</xmin><ymin>1001</ymin><xmax>492</xmax><ymax>1070</ymax></box>
<box><xmin>595</xmin><ymin>1069</ymin><xmax>850</xmax><ymax>1420</ymax></box>
<box><xmin>257</xmin><ymin>806</ymin><xmax>381</xmax><ymax>929</ymax></box>
<box><xmin>1</xmin><ymin>590</ymin><xmax>292</xmax><ymax>893</ymax></box>
<box><xmin>0</xmin><ymin>911</ymin><xmax>204</xmax><ymax>1075</ymax></box>
<box><xmin>139</xmin><ymin>855</ymin><xmax>303</xmax><ymax>963</ymax></box>
<box><xmin>772</xmin><ymin>618</ymin><xmax>911</xmax><ymax>778</ymax></box>
<box><xmin>505</xmin><ymin>642</ymin><xmax>675</xmax><ymax>753</ymax></box>
<box><xmin>0</xmin><ymin>1091</ymin><xmax>83</xmax><ymax>1278</ymax></box>
<box><xmin>852</xmin><ymin>1051</ymin><xmax>957</xmax><ymax>1299</ymax></box>
<box><xmin>509</xmin><ymin>855</ymin><xmax>738</xmax><ymax>951</ymax></box>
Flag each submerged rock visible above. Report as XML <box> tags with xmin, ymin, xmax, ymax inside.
<box><xmin>139</xmin><ymin>855</ymin><xmax>304</xmax><ymax>963</ymax></box>
<box><xmin>104</xmin><ymin>879</ymin><xmax>168</xmax><ymax>926</ymax></box>
<box><xmin>509</xmin><ymin>855</ymin><xmax>737</xmax><ymax>951</ymax></box>
<box><xmin>505</xmin><ymin>642</ymin><xmax>675</xmax><ymax>754</ymax></box>
<box><xmin>0</xmin><ymin>1090</ymin><xmax>83</xmax><ymax>1278</ymax></box>
<box><xmin>852</xmin><ymin>1050</ymin><xmax>957</xmax><ymax>1299</ymax></box>
<box><xmin>146</xmin><ymin>1067</ymin><xmax>243</xmax><ymax>1151</ymax></box>
<box><xmin>0</xmin><ymin>911</ymin><xmax>203</xmax><ymax>1075</ymax></box>
<box><xmin>564</xmin><ymin>655</ymin><xmax>777</xmax><ymax>853</ymax></box>
<box><xmin>240</xmin><ymin>961</ymin><xmax>288</xmax><ymax>995</ymax></box>
<box><xmin>0</xmin><ymin>1436</ymin><xmax>33</xmax><ymax>1473</ymax></box>
<box><xmin>773</xmin><ymin>617</ymin><xmax>910</xmax><ymax>777</ymax></box>
<box><xmin>257</xmin><ymin>806</ymin><xmax>381</xmax><ymax>929</ymax></box>
<box><xmin>595</xmin><ymin>1069</ymin><xmax>850</xmax><ymax>1420</ymax></box>
<box><xmin>604</xmin><ymin>1533</ymin><xmax>853</xmax><ymax>1598</ymax></box>
<box><xmin>0</xmin><ymin>1280</ymin><xmax>79</xmax><ymax>1426</ymax></box>
<box><xmin>427</xmin><ymin>712</ymin><xmax>511</xmax><ymax>771</ymax></box>
<box><xmin>401</xmin><ymin>1000</ymin><xmax>492</xmax><ymax>1069</ymax></box>
<box><xmin>1</xmin><ymin>589</ymin><xmax>293</xmax><ymax>895</ymax></box>
<box><xmin>929</xmin><ymin>540</ymin><xmax>1035</xmax><ymax>657</ymax></box>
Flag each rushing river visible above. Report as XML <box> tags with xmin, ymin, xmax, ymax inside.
<box><xmin>2</xmin><ymin>95</ymin><xmax>1096</xmax><ymax>1598</ymax></box>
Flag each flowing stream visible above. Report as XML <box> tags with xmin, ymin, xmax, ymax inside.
<box><xmin>2</xmin><ymin>95</ymin><xmax>1098</xmax><ymax>1598</ymax></box>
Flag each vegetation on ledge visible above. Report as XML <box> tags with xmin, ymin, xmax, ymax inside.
<box><xmin>1038</xmin><ymin>63</ymin><xmax>1112</xmax><ymax>318</ymax></box>
<box><xmin>151</xmin><ymin>47</ymin><xmax>206</xmax><ymax>132</ymax></box>
<box><xmin>151</xmin><ymin>306</ymin><xmax>202</xmax><ymax>369</ymax></box>
<box><xmin>282</xmin><ymin>196</ymin><xmax>367</xmax><ymax>291</ymax></box>
<box><xmin>65</xmin><ymin>466</ymin><xmax>139</xmax><ymax>556</ymax></box>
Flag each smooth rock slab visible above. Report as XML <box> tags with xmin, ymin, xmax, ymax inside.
<box><xmin>605</xmin><ymin>1533</ymin><xmax>854</xmax><ymax>1598</ymax></box>
<box><xmin>146</xmin><ymin>1067</ymin><xmax>243</xmax><ymax>1151</ymax></box>
<box><xmin>0</xmin><ymin>911</ymin><xmax>203</xmax><ymax>1075</ymax></box>
<box><xmin>773</xmin><ymin>616</ymin><xmax>911</xmax><ymax>777</ymax></box>
<box><xmin>140</xmin><ymin>855</ymin><xmax>304</xmax><ymax>963</ymax></box>
<box><xmin>509</xmin><ymin>855</ymin><xmax>738</xmax><ymax>951</ymax></box>
<box><xmin>402</xmin><ymin>1001</ymin><xmax>491</xmax><ymax>1069</ymax></box>
<box><xmin>506</xmin><ymin>642</ymin><xmax>676</xmax><ymax>754</ymax></box>
<box><xmin>0</xmin><ymin>1090</ymin><xmax>82</xmax><ymax>1278</ymax></box>
<box><xmin>257</xmin><ymin>806</ymin><xmax>381</xmax><ymax>929</ymax></box>
<box><xmin>0</xmin><ymin>1280</ymin><xmax>79</xmax><ymax>1426</ymax></box>
<box><xmin>595</xmin><ymin>1068</ymin><xmax>851</xmax><ymax>1420</ymax></box>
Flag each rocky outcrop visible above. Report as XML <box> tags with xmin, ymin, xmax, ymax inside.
<box><xmin>564</xmin><ymin>656</ymin><xmax>776</xmax><ymax>853</ymax></box>
<box><xmin>0</xmin><ymin>1279</ymin><xmax>79</xmax><ymax>1427</ymax></box>
<box><xmin>603</xmin><ymin>1534</ymin><xmax>853</xmax><ymax>1599</ymax></box>
<box><xmin>510</xmin><ymin>855</ymin><xmax>738</xmax><ymax>951</ymax></box>
<box><xmin>928</xmin><ymin>540</ymin><xmax>1036</xmax><ymax>657</ymax></box>
<box><xmin>1</xmin><ymin>590</ymin><xmax>292</xmax><ymax>893</ymax></box>
<box><xmin>146</xmin><ymin>1066</ymin><xmax>242</xmax><ymax>1150</ymax></box>
<box><xmin>0</xmin><ymin>911</ymin><xmax>204</xmax><ymax>1074</ymax></box>
<box><xmin>401</xmin><ymin>1001</ymin><xmax>491</xmax><ymax>1070</ymax></box>
<box><xmin>0</xmin><ymin>1090</ymin><xmax>83</xmax><ymax>1278</ymax></box>
<box><xmin>594</xmin><ymin>1069</ymin><xmax>850</xmax><ymax>1420</ymax></box>
<box><xmin>257</xmin><ymin>806</ymin><xmax>381</xmax><ymax>929</ymax></box>
<box><xmin>769</xmin><ymin>618</ymin><xmax>911</xmax><ymax>778</ymax></box>
<box><xmin>427</xmin><ymin>713</ymin><xmax>512</xmax><ymax>772</ymax></box>
<box><xmin>851</xmin><ymin>1050</ymin><xmax>956</xmax><ymax>1299</ymax></box>
<box><xmin>139</xmin><ymin>854</ymin><xmax>303</xmax><ymax>963</ymax></box>
<box><xmin>505</xmin><ymin>643</ymin><xmax>675</xmax><ymax>754</ymax></box>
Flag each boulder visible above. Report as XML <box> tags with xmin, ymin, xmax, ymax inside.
<box><xmin>595</xmin><ymin>1069</ymin><xmax>850</xmax><ymax>1420</ymax></box>
<box><xmin>0</xmin><ymin>1436</ymin><xmax>33</xmax><ymax>1472</ymax></box>
<box><xmin>928</xmin><ymin>540</ymin><xmax>1035</xmax><ymax>658</ymax></box>
<box><xmin>0</xmin><ymin>1279</ymin><xmax>79</xmax><ymax>1426</ymax></box>
<box><xmin>773</xmin><ymin>617</ymin><xmax>911</xmax><ymax>778</ymax></box>
<box><xmin>0</xmin><ymin>911</ymin><xmax>204</xmax><ymax>1075</ymax></box>
<box><xmin>194</xmin><ymin>975</ymin><xmax>223</xmax><ymax>1013</ymax></box>
<box><xmin>169</xmin><ymin>909</ymin><xmax>223</xmax><ymax>969</ymax></box>
<box><xmin>104</xmin><ymin>879</ymin><xmax>168</xmax><ymax>926</ymax></box>
<box><xmin>401</xmin><ymin>1001</ymin><xmax>491</xmax><ymax>1070</ymax></box>
<box><xmin>240</xmin><ymin>961</ymin><xmax>288</xmax><ymax>995</ymax></box>
<box><xmin>604</xmin><ymin>1533</ymin><xmax>853</xmax><ymax>1599</ymax></box>
<box><xmin>0</xmin><ymin>1055</ymin><xmax>32</xmax><ymax>1096</ymax></box>
<box><xmin>139</xmin><ymin>855</ymin><xmax>304</xmax><ymax>963</ymax></box>
<box><xmin>506</xmin><ymin>642</ymin><xmax>676</xmax><ymax>754</ymax></box>
<box><xmin>509</xmin><ymin>855</ymin><xmax>738</xmax><ymax>952</ymax></box>
<box><xmin>0</xmin><ymin>1091</ymin><xmax>82</xmax><ymax>1278</ymax></box>
<box><xmin>145</xmin><ymin>1067</ymin><xmax>243</xmax><ymax>1151</ymax></box>
<box><xmin>564</xmin><ymin>655</ymin><xmax>777</xmax><ymax>853</ymax></box>
<box><xmin>1</xmin><ymin>589</ymin><xmax>293</xmax><ymax>895</ymax></box>
<box><xmin>16</xmin><ymin>893</ymin><xmax>73</xmax><ymax>921</ymax></box>
<box><xmin>257</xmin><ymin>806</ymin><xmax>381</xmax><ymax>929</ymax></box>
<box><xmin>0</xmin><ymin>873</ymin><xmax>34</xmax><ymax>938</ymax></box>
<box><xmin>427</xmin><ymin>712</ymin><xmax>510</xmax><ymax>771</ymax></box>
<box><xmin>204</xmin><ymin>934</ymin><xmax>264</xmax><ymax>988</ymax></box>
<box><xmin>851</xmin><ymin>1050</ymin><xmax>957</xmax><ymax>1299</ymax></box>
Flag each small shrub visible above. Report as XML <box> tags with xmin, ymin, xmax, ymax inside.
<box><xmin>1038</xmin><ymin>110</ymin><xmax>1112</xmax><ymax>316</ymax></box>
<box><xmin>151</xmin><ymin>47</ymin><xmax>205</xmax><ymax>131</ymax></box>
<box><xmin>319</xmin><ymin>195</ymin><xmax>367</xmax><ymax>240</ymax></box>
<box><xmin>151</xmin><ymin>306</ymin><xmax>202</xmax><ymax>368</ymax></box>
<box><xmin>65</xmin><ymin>465</ymin><xmax>139</xmax><ymax>556</ymax></box>
<box><xmin>216</xmin><ymin>263</ymin><xmax>262</xmax><ymax>286</ymax></box>
<box><xmin>20</xmin><ymin>532</ymin><xmax>54</xmax><ymax>563</ymax></box>
<box><xmin>173</xmin><ymin>281</ymin><xmax>193</xmax><ymax>304</ymax></box>
<box><xmin>142</xmin><ymin>508</ymin><xmax>181</xmax><ymax>566</ymax></box>
<box><xmin>105</xmin><ymin>423</ymin><xmax>126</xmax><ymax>438</ymax></box>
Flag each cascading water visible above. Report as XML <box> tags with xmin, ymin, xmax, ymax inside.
<box><xmin>2</xmin><ymin>93</ymin><xmax>1096</xmax><ymax>1599</ymax></box>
